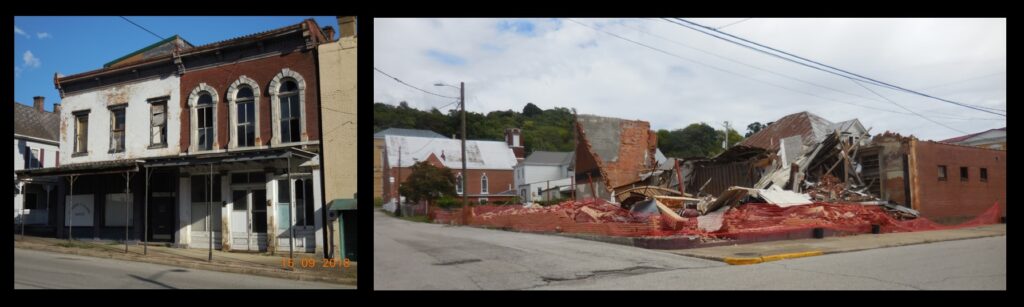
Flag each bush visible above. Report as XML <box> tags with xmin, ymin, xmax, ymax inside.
<box><xmin>436</xmin><ymin>196</ymin><xmax>461</xmax><ymax>209</ymax></box>
<box><xmin>374</xmin><ymin>197</ymin><xmax>384</xmax><ymax>207</ymax></box>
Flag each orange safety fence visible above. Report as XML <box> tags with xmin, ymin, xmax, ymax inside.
<box><xmin>428</xmin><ymin>200</ymin><xmax>1002</xmax><ymax>239</ymax></box>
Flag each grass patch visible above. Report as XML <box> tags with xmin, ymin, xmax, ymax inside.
<box><xmin>55</xmin><ymin>241</ymin><xmax>101</xmax><ymax>249</ymax></box>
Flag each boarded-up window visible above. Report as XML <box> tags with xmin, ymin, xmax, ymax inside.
<box><xmin>75</xmin><ymin>113</ymin><xmax>89</xmax><ymax>153</ymax></box>
<box><xmin>104</xmin><ymin>193</ymin><xmax>133</xmax><ymax>226</ymax></box>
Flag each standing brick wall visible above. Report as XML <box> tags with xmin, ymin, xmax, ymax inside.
<box><xmin>911</xmin><ymin>140</ymin><xmax>1006</xmax><ymax>223</ymax></box>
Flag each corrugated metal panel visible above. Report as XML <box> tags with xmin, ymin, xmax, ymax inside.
<box><xmin>689</xmin><ymin>161</ymin><xmax>759</xmax><ymax>196</ymax></box>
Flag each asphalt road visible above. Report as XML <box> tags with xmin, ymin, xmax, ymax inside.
<box><xmin>14</xmin><ymin>248</ymin><xmax>352</xmax><ymax>289</ymax></box>
<box><xmin>373</xmin><ymin>209</ymin><xmax>1005</xmax><ymax>290</ymax></box>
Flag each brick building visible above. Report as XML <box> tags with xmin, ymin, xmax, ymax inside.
<box><xmin>383</xmin><ymin>131</ymin><xmax>520</xmax><ymax>204</ymax></box>
<box><xmin>17</xmin><ymin>19</ymin><xmax>338</xmax><ymax>258</ymax></box>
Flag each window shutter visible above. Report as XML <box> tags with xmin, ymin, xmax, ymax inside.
<box><xmin>40</xmin><ymin>148</ymin><xmax>45</xmax><ymax>167</ymax></box>
<box><xmin>24</xmin><ymin>146</ymin><xmax>29</xmax><ymax>169</ymax></box>
<box><xmin>56</xmin><ymin>151</ymin><xmax>60</xmax><ymax>166</ymax></box>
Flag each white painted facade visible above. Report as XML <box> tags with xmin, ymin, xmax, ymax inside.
<box><xmin>14</xmin><ymin>136</ymin><xmax>60</xmax><ymax>225</ymax></box>
<box><xmin>519</xmin><ymin>177</ymin><xmax>573</xmax><ymax>203</ymax></box>
<box><xmin>59</xmin><ymin>75</ymin><xmax>182</xmax><ymax>164</ymax></box>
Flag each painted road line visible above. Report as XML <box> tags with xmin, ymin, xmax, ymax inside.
<box><xmin>723</xmin><ymin>250</ymin><xmax>824</xmax><ymax>265</ymax></box>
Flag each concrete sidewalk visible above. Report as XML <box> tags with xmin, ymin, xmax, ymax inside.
<box><xmin>668</xmin><ymin>224</ymin><xmax>1006</xmax><ymax>264</ymax></box>
<box><xmin>14</xmin><ymin>235</ymin><xmax>356</xmax><ymax>286</ymax></box>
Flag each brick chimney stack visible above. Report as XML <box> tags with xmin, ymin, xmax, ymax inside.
<box><xmin>33</xmin><ymin>96</ymin><xmax>45</xmax><ymax>112</ymax></box>
<box><xmin>505</xmin><ymin>128</ymin><xmax>525</xmax><ymax>161</ymax></box>
<box><xmin>53</xmin><ymin>103</ymin><xmax>62</xmax><ymax>114</ymax></box>
<box><xmin>338</xmin><ymin>16</ymin><xmax>356</xmax><ymax>38</ymax></box>
<box><xmin>322</xmin><ymin>26</ymin><xmax>335</xmax><ymax>42</ymax></box>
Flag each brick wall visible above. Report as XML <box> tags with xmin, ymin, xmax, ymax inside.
<box><xmin>179</xmin><ymin>50</ymin><xmax>320</xmax><ymax>151</ymax></box>
<box><xmin>911</xmin><ymin>140</ymin><xmax>1006</xmax><ymax>223</ymax></box>
<box><xmin>383</xmin><ymin>166</ymin><xmax>515</xmax><ymax>203</ymax></box>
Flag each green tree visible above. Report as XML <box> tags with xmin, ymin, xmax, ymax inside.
<box><xmin>745</xmin><ymin>122</ymin><xmax>766</xmax><ymax>137</ymax></box>
<box><xmin>398</xmin><ymin>161</ymin><xmax>457</xmax><ymax>206</ymax></box>
<box><xmin>522</xmin><ymin>102</ymin><xmax>543</xmax><ymax>117</ymax></box>
<box><xmin>657</xmin><ymin>123</ymin><xmax>722</xmax><ymax>158</ymax></box>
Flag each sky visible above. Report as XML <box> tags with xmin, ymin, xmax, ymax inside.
<box><xmin>373</xmin><ymin>18</ymin><xmax>1006</xmax><ymax>141</ymax></box>
<box><xmin>14</xmin><ymin>16</ymin><xmax>338</xmax><ymax>112</ymax></box>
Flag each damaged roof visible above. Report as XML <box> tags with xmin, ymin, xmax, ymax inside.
<box><xmin>385</xmin><ymin>135</ymin><xmax>518</xmax><ymax>170</ymax></box>
<box><xmin>739</xmin><ymin>111</ymin><xmax>834</xmax><ymax>152</ymax></box>
<box><xmin>13</xmin><ymin>102</ymin><xmax>60</xmax><ymax>142</ymax></box>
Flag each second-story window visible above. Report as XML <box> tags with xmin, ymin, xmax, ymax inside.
<box><xmin>279</xmin><ymin>80</ymin><xmax>301</xmax><ymax>143</ymax></box>
<box><xmin>236</xmin><ymin>87</ymin><xmax>256</xmax><ymax>147</ymax></box>
<box><xmin>74</xmin><ymin>112</ymin><xmax>89</xmax><ymax>154</ymax></box>
<box><xmin>197</xmin><ymin>92</ymin><xmax>214</xmax><ymax>151</ymax></box>
<box><xmin>149</xmin><ymin>99</ymin><xmax>167</xmax><ymax>147</ymax></box>
<box><xmin>109</xmin><ymin>107</ymin><xmax>126</xmax><ymax>153</ymax></box>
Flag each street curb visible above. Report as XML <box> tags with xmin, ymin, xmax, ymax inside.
<box><xmin>14</xmin><ymin>241</ymin><xmax>356</xmax><ymax>286</ymax></box>
<box><xmin>722</xmin><ymin>251</ymin><xmax>824</xmax><ymax>265</ymax></box>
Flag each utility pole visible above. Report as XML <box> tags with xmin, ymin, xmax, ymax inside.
<box><xmin>460</xmin><ymin>82</ymin><xmax>467</xmax><ymax>224</ymax></box>
<box><xmin>722</xmin><ymin>121</ymin><xmax>732</xmax><ymax>149</ymax></box>
<box><xmin>396</xmin><ymin>145</ymin><xmax>402</xmax><ymax>217</ymax></box>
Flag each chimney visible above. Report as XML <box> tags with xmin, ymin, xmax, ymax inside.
<box><xmin>33</xmin><ymin>96</ymin><xmax>45</xmax><ymax>112</ymax></box>
<box><xmin>338</xmin><ymin>16</ymin><xmax>356</xmax><ymax>38</ymax></box>
<box><xmin>505</xmin><ymin>128</ymin><xmax>525</xmax><ymax>161</ymax></box>
<box><xmin>322</xmin><ymin>26</ymin><xmax>335</xmax><ymax>42</ymax></box>
<box><xmin>53</xmin><ymin>103</ymin><xmax>62</xmax><ymax>114</ymax></box>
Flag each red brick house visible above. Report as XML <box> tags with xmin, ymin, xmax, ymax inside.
<box><xmin>383</xmin><ymin>131</ymin><xmax>520</xmax><ymax>204</ymax></box>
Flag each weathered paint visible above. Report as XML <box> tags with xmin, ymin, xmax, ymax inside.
<box><xmin>318</xmin><ymin>34</ymin><xmax>357</xmax><ymax>204</ymax></box>
<box><xmin>59</xmin><ymin>75</ymin><xmax>181</xmax><ymax>164</ymax></box>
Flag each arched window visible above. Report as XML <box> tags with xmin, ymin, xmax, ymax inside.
<box><xmin>480</xmin><ymin>173</ymin><xmax>488</xmax><ymax>194</ymax></box>
<box><xmin>227</xmin><ymin>76</ymin><xmax>261</xmax><ymax>149</ymax></box>
<box><xmin>278</xmin><ymin>80</ymin><xmax>301</xmax><ymax>143</ymax></box>
<box><xmin>455</xmin><ymin>173</ymin><xmax>463</xmax><ymax>195</ymax></box>
<box><xmin>188</xmin><ymin>83</ymin><xmax>219</xmax><ymax>153</ymax></box>
<box><xmin>197</xmin><ymin>92</ymin><xmax>214</xmax><ymax>151</ymax></box>
<box><xmin>269</xmin><ymin>69</ymin><xmax>306</xmax><ymax>146</ymax></box>
<box><xmin>236</xmin><ymin>86</ymin><xmax>256</xmax><ymax>147</ymax></box>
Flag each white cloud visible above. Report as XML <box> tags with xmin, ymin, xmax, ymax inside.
<box><xmin>374</xmin><ymin>18</ymin><xmax>1006</xmax><ymax>141</ymax></box>
<box><xmin>23</xmin><ymin>50</ymin><xmax>41</xmax><ymax>68</ymax></box>
<box><xmin>14</xmin><ymin>26</ymin><xmax>29</xmax><ymax>38</ymax></box>
<box><xmin>36</xmin><ymin>32</ymin><xmax>51</xmax><ymax>39</ymax></box>
<box><xmin>15</xmin><ymin>67</ymin><xmax>22</xmax><ymax>78</ymax></box>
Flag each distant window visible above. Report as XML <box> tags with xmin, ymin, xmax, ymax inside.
<box><xmin>29</xmin><ymin>148</ymin><xmax>40</xmax><ymax>169</ymax></box>
<box><xmin>980</xmin><ymin>168</ymin><xmax>988</xmax><ymax>182</ymax></box>
<box><xmin>110</xmin><ymin>107</ymin><xmax>126</xmax><ymax>152</ymax></box>
<box><xmin>481</xmin><ymin>173</ymin><xmax>488</xmax><ymax>194</ymax></box>
<box><xmin>455</xmin><ymin>174</ymin><xmax>463</xmax><ymax>195</ymax></box>
<box><xmin>960</xmin><ymin>167</ymin><xmax>969</xmax><ymax>182</ymax></box>
<box><xmin>75</xmin><ymin>113</ymin><xmax>89</xmax><ymax>154</ymax></box>
<box><xmin>938</xmin><ymin>165</ymin><xmax>947</xmax><ymax>181</ymax></box>
<box><xmin>150</xmin><ymin>101</ymin><xmax>167</xmax><ymax>146</ymax></box>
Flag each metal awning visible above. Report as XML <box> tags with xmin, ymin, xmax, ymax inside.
<box><xmin>329</xmin><ymin>198</ymin><xmax>357</xmax><ymax>211</ymax></box>
<box><xmin>146</xmin><ymin>147</ymin><xmax>317</xmax><ymax>168</ymax></box>
<box><xmin>16</xmin><ymin>159</ymin><xmax>143</xmax><ymax>179</ymax></box>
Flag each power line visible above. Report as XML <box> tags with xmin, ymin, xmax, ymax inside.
<box><xmin>618</xmin><ymin>21</ymin><xmax>925</xmax><ymax>115</ymax></box>
<box><xmin>566</xmin><ymin>19</ymin><xmax>959</xmax><ymax>117</ymax></box>
<box><xmin>120</xmin><ymin>16</ymin><xmax>164</xmax><ymax>40</ymax></box>
<box><xmin>716</xmin><ymin>18</ymin><xmax>752</xmax><ymax>30</ymax></box>
<box><xmin>374</xmin><ymin>67</ymin><xmax>460</xmax><ymax>99</ymax></box>
<box><xmin>850</xmin><ymin>78</ymin><xmax>967</xmax><ymax>134</ymax></box>
<box><xmin>664</xmin><ymin>18</ymin><xmax>1006</xmax><ymax>117</ymax></box>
